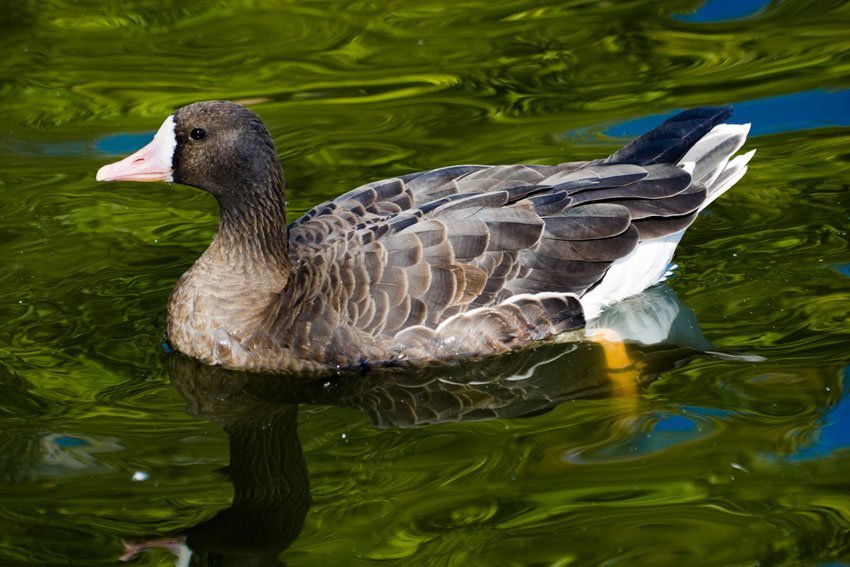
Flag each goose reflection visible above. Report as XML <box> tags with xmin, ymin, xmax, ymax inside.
<box><xmin>121</xmin><ymin>285</ymin><xmax>757</xmax><ymax>565</ymax></box>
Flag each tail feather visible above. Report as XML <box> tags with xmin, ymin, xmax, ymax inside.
<box><xmin>680</xmin><ymin>123</ymin><xmax>749</xmax><ymax>183</ymax></box>
<box><xmin>581</xmin><ymin>108</ymin><xmax>754</xmax><ymax>319</ymax></box>
<box><xmin>604</xmin><ymin>106</ymin><xmax>733</xmax><ymax>166</ymax></box>
<box><xmin>699</xmin><ymin>148</ymin><xmax>756</xmax><ymax>210</ymax></box>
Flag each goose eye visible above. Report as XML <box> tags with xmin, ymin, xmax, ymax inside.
<box><xmin>190</xmin><ymin>128</ymin><xmax>206</xmax><ymax>141</ymax></box>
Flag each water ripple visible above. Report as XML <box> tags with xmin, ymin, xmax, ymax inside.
<box><xmin>2</xmin><ymin>0</ymin><xmax>850</xmax><ymax>564</ymax></box>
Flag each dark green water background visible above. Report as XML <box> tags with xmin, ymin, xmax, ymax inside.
<box><xmin>2</xmin><ymin>0</ymin><xmax>849</xmax><ymax>565</ymax></box>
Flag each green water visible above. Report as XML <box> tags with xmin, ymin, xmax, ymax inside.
<box><xmin>2</xmin><ymin>0</ymin><xmax>850</xmax><ymax>564</ymax></box>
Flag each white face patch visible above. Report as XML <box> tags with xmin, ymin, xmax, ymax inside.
<box><xmin>152</xmin><ymin>114</ymin><xmax>177</xmax><ymax>182</ymax></box>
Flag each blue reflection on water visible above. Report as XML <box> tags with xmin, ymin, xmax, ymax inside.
<box><xmin>1</xmin><ymin>132</ymin><xmax>155</xmax><ymax>157</ymax></box>
<box><xmin>604</xmin><ymin>89</ymin><xmax>850</xmax><ymax>138</ymax></box>
<box><xmin>565</xmin><ymin>410</ymin><xmax>715</xmax><ymax>464</ymax></box>
<box><xmin>673</xmin><ymin>0</ymin><xmax>771</xmax><ymax>23</ymax></box>
<box><xmin>55</xmin><ymin>435</ymin><xmax>87</xmax><ymax>448</ymax></box>
<box><xmin>792</xmin><ymin>366</ymin><xmax>850</xmax><ymax>461</ymax></box>
<box><xmin>95</xmin><ymin>133</ymin><xmax>155</xmax><ymax>155</ymax></box>
<box><xmin>831</xmin><ymin>263</ymin><xmax>850</xmax><ymax>278</ymax></box>
<box><xmin>653</xmin><ymin>414</ymin><xmax>696</xmax><ymax>432</ymax></box>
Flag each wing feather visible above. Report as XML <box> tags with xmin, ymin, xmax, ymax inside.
<box><xmin>284</xmin><ymin>112</ymin><xmax>745</xmax><ymax>351</ymax></box>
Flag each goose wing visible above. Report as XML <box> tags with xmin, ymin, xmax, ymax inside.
<box><xmin>287</xmin><ymin>160</ymin><xmax>701</xmax><ymax>333</ymax></box>
<box><xmin>285</xmin><ymin>107</ymin><xmax>749</xmax><ymax>360</ymax></box>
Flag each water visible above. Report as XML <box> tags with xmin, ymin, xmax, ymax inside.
<box><xmin>1</xmin><ymin>0</ymin><xmax>849</xmax><ymax>564</ymax></box>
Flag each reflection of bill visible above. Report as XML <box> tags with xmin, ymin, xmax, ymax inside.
<box><xmin>120</xmin><ymin>284</ymin><xmax>760</xmax><ymax>565</ymax></box>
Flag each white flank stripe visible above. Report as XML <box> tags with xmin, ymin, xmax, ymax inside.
<box><xmin>581</xmin><ymin>230</ymin><xmax>684</xmax><ymax>320</ymax></box>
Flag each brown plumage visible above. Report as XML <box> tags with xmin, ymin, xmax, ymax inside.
<box><xmin>96</xmin><ymin>101</ymin><xmax>754</xmax><ymax>373</ymax></box>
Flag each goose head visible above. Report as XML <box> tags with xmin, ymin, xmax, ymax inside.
<box><xmin>96</xmin><ymin>101</ymin><xmax>284</xmax><ymax>208</ymax></box>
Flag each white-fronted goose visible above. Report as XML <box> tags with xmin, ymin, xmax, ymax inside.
<box><xmin>96</xmin><ymin>101</ymin><xmax>754</xmax><ymax>373</ymax></box>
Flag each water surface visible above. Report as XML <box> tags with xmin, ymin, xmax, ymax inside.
<box><xmin>1</xmin><ymin>0</ymin><xmax>849</xmax><ymax>565</ymax></box>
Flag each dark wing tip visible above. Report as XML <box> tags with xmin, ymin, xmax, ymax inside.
<box><xmin>605</xmin><ymin>105</ymin><xmax>734</xmax><ymax>167</ymax></box>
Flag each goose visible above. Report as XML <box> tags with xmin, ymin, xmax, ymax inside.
<box><xmin>96</xmin><ymin>101</ymin><xmax>754</xmax><ymax>373</ymax></box>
